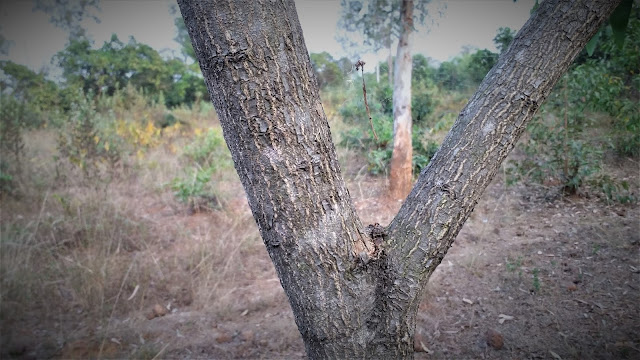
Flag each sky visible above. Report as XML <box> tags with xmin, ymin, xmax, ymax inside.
<box><xmin>0</xmin><ymin>0</ymin><xmax>535</xmax><ymax>77</ymax></box>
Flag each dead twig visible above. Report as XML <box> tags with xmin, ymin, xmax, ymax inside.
<box><xmin>355</xmin><ymin>60</ymin><xmax>378</xmax><ymax>141</ymax></box>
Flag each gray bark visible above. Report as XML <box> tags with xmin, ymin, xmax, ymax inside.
<box><xmin>177</xmin><ymin>0</ymin><xmax>621</xmax><ymax>358</ymax></box>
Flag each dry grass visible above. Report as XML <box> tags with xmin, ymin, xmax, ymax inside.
<box><xmin>0</xmin><ymin>105</ymin><xmax>270</xmax><ymax>358</ymax></box>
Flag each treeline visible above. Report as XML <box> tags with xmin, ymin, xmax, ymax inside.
<box><xmin>1</xmin><ymin>34</ymin><xmax>207</xmax><ymax>119</ymax></box>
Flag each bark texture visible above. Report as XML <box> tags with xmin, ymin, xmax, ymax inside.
<box><xmin>389</xmin><ymin>0</ymin><xmax>414</xmax><ymax>200</ymax></box>
<box><xmin>178</xmin><ymin>0</ymin><xmax>621</xmax><ymax>358</ymax></box>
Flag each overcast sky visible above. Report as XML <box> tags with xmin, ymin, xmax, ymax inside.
<box><xmin>0</xmin><ymin>0</ymin><xmax>535</xmax><ymax>76</ymax></box>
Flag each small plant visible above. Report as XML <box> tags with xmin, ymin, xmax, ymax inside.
<box><xmin>171</xmin><ymin>166</ymin><xmax>218</xmax><ymax>211</ymax></box>
<box><xmin>171</xmin><ymin>127</ymin><xmax>229</xmax><ymax>211</ymax></box>
<box><xmin>184</xmin><ymin>127</ymin><xmax>228</xmax><ymax>168</ymax></box>
<box><xmin>592</xmin><ymin>243</ymin><xmax>601</xmax><ymax>255</ymax></box>
<box><xmin>505</xmin><ymin>256</ymin><xmax>523</xmax><ymax>273</ymax></box>
<box><xmin>532</xmin><ymin>268</ymin><xmax>541</xmax><ymax>293</ymax></box>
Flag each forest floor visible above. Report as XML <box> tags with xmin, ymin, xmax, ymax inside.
<box><xmin>1</xmin><ymin>143</ymin><xmax>639</xmax><ymax>360</ymax></box>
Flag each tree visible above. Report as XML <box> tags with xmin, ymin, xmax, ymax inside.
<box><xmin>177</xmin><ymin>0</ymin><xmax>620</xmax><ymax>357</ymax></box>
<box><xmin>310</xmin><ymin>52</ymin><xmax>344</xmax><ymax>89</ymax></box>
<box><xmin>34</xmin><ymin>0</ymin><xmax>100</xmax><ymax>40</ymax></box>
<box><xmin>389</xmin><ymin>0</ymin><xmax>414</xmax><ymax>199</ymax></box>
<box><xmin>339</xmin><ymin>0</ymin><xmax>395</xmax><ymax>85</ymax></box>
<box><xmin>340</xmin><ymin>0</ymin><xmax>432</xmax><ymax>200</ymax></box>
<box><xmin>493</xmin><ymin>26</ymin><xmax>516</xmax><ymax>54</ymax></box>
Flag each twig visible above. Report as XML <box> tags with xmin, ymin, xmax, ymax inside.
<box><xmin>355</xmin><ymin>60</ymin><xmax>379</xmax><ymax>141</ymax></box>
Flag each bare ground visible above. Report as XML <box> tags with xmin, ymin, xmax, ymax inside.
<box><xmin>1</xmin><ymin>155</ymin><xmax>638</xmax><ymax>359</ymax></box>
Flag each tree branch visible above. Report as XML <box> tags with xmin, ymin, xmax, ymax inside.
<box><xmin>386</xmin><ymin>0</ymin><xmax>621</xmax><ymax>286</ymax></box>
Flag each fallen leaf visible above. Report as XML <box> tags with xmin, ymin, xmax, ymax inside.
<box><xmin>549</xmin><ymin>350</ymin><xmax>562</xmax><ymax>359</ymax></box>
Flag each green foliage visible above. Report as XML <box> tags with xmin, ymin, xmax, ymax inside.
<box><xmin>412</xmin><ymin>131</ymin><xmax>439</xmax><ymax>174</ymax></box>
<box><xmin>171</xmin><ymin>4</ymin><xmax>197</xmax><ymax>68</ymax></box>
<box><xmin>507</xmin><ymin>72</ymin><xmax>635</xmax><ymax>203</ymax></box>
<box><xmin>0</xmin><ymin>95</ymin><xmax>26</xmax><ymax>164</ymax></box>
<box><xmin>573</xmin><ymin>6</ymin><xmax>640</xmax><ymax>156</ymax></box>
<box><xmin>310</xmin><ymin>52</ymin><xmax>346</xmax><ymax>89</ymax></box>
<box><xmin>184</xmin><ymin>128</ymin><xmax>229</xmax><ymax>169</ymax></box>
<box><xmin>466</xmin><ymin>49</ymin><xmax>499</xmax><ymax>84</ymax></box>
<box><xmin>412</xmin><ymin>54</ymin><xmax>439</xmax><ymax>124</ymax></box>
<box><xmin>340</xmin><ymin>112</ymin><xmax>438</xmax><ymax>176</ymax></box>
<box><xmin>0</xmin><ymin>61</ymin><xmax>64</xmax><ymax>126</ymax></box>
<box><xmin>493</xmin><ymin>27</ymin><xmax>516</xmax><ymax>54</ymax></box>
<box><xmin>506</xmin><ymin>8</ymin><xmax>638</xmax><ymax>201</ymax></box>
<box><xmin>592</xmin><ymin>174</ymin><xmax>636</xmax><ymax>204</ymax></box>
<box><xmin>54</xmin><ymin>35</ymin><xmax>207</xmax><ymax>108</ymax></box>
<box><xmin>171</xmin><ymin>166</ymin><xmax>215</xmax><ymax>205</ymax></box>
<box><xmin>172</xmin><ymin>128</ymin><xmax>230</xmax><ymax>211</ymax></box>
<box><xmin>506</xmin><ymin>98</ymin><xmax>603</xmax><ymax>195</ymax></box>
<box><xmin>532</xmin><ymin>268</ymin><xmax>541</xmax><ymax>293</ymax></box>
<box><xmin>0</xmin><ymin>95</ymin><xmax>26</xmax><ymax>196</ymax></box>
<box><xmin>57</xmin><ymin>91</ymin><xmax>121</xmax><ymax>180</ymax></box>
<box><xmin>435</xmin><ymin>49</ymin><xmax>498</xmax><ymax>91</ymax></box>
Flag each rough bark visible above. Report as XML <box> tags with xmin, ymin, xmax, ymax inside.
<box><xmin>389</xmin><ymin>0</ymin><xmax>414</xmax><ymax>200</ymax></box>
<box><xmin>178</xmin><ymin>0</ymin><xmax>621</xmax><ymax>358</ymax></box>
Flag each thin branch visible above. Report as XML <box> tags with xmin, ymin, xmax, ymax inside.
<box><xmin>355</xmin><ymin>60</ymin><xmax>379</xmax><ymax>141</ymax></box>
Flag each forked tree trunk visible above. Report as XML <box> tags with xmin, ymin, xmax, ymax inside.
<box><xmin>177</xmin><ymin>0</ymin><xmax>621</xmax><ymax>358</ymax></box>
<box><xmin>389</xmin><ymin>0</ymin><xmax>414</xmax><ymax>200</ymax></box>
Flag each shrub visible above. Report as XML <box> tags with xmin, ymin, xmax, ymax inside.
<box><xmin>0</xmin><ymin>95</ymin><xmax>26</xmax><ymax>182</ymax></box>
<box><xmin>57</xmin><ymin>91</ymin><xmax>122</xmax><ymax>180</ymax></box>
<box><xmin>171</xmin><ymin>127</ymin><xmax>230</xmax><ymax>212</ymax></box>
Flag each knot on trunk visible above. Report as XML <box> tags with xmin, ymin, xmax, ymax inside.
<box><xmin>365</xmin><ymin>223</ymin><xmax>387</xmax><ymax>246</ymax></box>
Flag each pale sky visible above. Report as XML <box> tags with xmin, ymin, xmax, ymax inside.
<box><xmin>0</xmin><ymin>0</ymin><xmax>535</xmax><ymax>77</ymax></box>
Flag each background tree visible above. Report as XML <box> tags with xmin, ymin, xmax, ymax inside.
<box><xmin>310</xmin><ymin>52</ymin><xmax>345</xmax><ymax>89</ymax></box>
<box><xmin>183</xmin><ymin>0</ymin><xmax>622</xmax><ymax>357</ymax></box>
<box><xmin>493</xmin><ymin>26</ymin><xmax>516</xmax><ymax>54</ymax></box>
<box><xmin>388</xmin><ymin>0</ymin><xmax>415</xmax><ymax>199</ymax></box>
<box><xmin>338</xmin><ymin>0</ymin><xmax>397</xmax><ymax>85</ymax></box>
<box><xmin>33</xmin><ymin>0</ymin><xmax>100</xmax><ymax>40</ymax></box>
<box><xmin>339</xmin><ymin>0</ymin><xmax>434</xmax><ymax>200</ymax></box>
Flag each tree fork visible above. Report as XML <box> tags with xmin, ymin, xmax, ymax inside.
<box><xmin>178</xmin><ymin>0</ymin><xmax>621</xmax><ymax>358</ymax></box>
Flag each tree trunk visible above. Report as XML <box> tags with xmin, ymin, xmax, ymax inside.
<box><xmin>389</xmin><ymin>0</ymin><xmax>414</xmax><ymax>200</ymax></box>
<box><xmin>177</xmin><ymin>0</ymin><xmax>620</xmax><ymax>358</ymax></box>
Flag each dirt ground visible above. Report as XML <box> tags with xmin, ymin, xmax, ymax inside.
<box><xmin>2</xmin><ymin>155</ymin><xmax>638</xmax><ymax>359</ymax></box>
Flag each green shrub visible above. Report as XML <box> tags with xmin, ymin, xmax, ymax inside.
<box><xmin>0</xmin><ymin>95</ymin><xmax>26</xmax><ymax>167</ymax></box>
<box><xmin>171</xmin><ymin>127</ymin><xmax>229</xmax><ymax>211</ymax></box>
<box><xmin>171</xmin><ymin>166</ymin><xmax>216</xmax><ymax>206</ymax></box>
<box><xmin>184</xmin><ymin>127</ymin><xmax>228</xmax><ymax>169</ymax></box>
<box><xmin>57</xmin><ymin>91</ymin><xmax>122</xmax><ymax>180</ymax></box>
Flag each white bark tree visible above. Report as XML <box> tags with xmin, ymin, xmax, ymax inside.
<box><xmin>177</xmin><ymin>0</ymin><xmax>621</xmax><ymax>357</ymax></box>
<box><xmin>339</xmin><ymin>0</ymin><xmax>431</xmax><ymax>199</ymax></box>
<box><xmin>389</xmin><ymin>0</ymin><xmax>414</xmax><ymax>199</ymax></box>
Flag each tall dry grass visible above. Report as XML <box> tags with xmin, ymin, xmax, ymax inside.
<box><xmin>0</xmin><ymin>102</ymin><xmax>270</xmax><ymax>357</ymax></box>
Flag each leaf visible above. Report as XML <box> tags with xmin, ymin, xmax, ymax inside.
<box><xmin>609</xmin><ymin>0</ymin><xmax>633</xmax><ymax>48</ymax></box>
<box><xmin>585</xmin><ymin>30</ymin><xmax>600</xmax><ymax>57</ymax></box>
